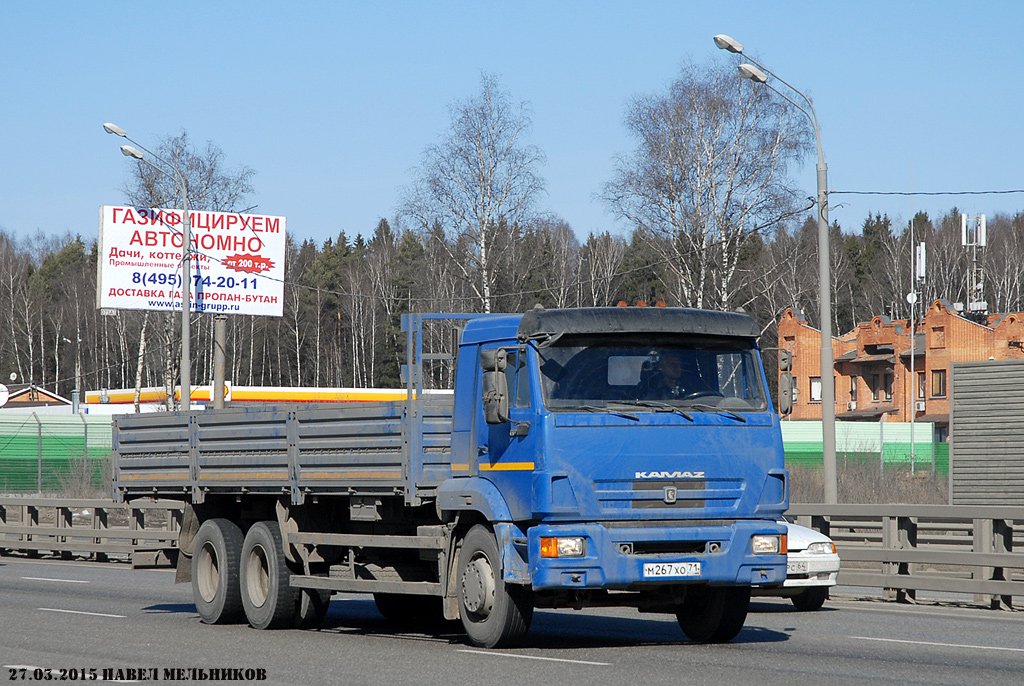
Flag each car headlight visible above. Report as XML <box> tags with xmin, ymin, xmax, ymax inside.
<box><xmin>806</xmin><ymin>541</ymin><xmax>836</xmax><ymax>554</ymax></box>
<box><xmin>540</xmin><ymin>537</ymin><xmax>586</xmax><ymax>558</ymax></box>
<box><xmin>752</xmin><ymin>533</ymin><xmax>786</xmax><ymax>555</ymax></box>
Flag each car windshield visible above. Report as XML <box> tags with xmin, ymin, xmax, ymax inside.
<box><xmin>536</xmin><ymin>334</ymin><xmax>768</xmax><ymax>413</ymax></box>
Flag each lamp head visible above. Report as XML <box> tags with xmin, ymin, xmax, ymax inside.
<box><xmin>120</xmin><ymin>145</ymin><xmax>144</xmax><ymax>160</ymax></box>
<box><xmin>738</xmin><ymin>63</ymin><xmax>769</xmax><ymax>84</ymax></box>
<box><xmin>103</xmin><ymin>122</ymin><xmax>127</xmax><ymax>137</ymax></box>
<box><xmin>713</xmin><ymin>34</ymin><xmax>743</xmax><ymax>54</ymax></box>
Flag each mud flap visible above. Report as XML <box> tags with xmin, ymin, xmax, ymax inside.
<box><xmin>494</xmin><ymin>522</ymin><xmax>531</xmax><ymax>585</ymax></box>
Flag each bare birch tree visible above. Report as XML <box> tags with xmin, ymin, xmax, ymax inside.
<box><xmin>402</xmin><ymin>73</ymin><xmax>546</xmax><ymax>312</ymax></box>
<box><xmin>581</xmin><ymin>232</ymin><xmax>626</xmax><ymax>307</ymax></box>
<box><xmin>603</xmin><ymin>59</ymin><xmax>812</xmax><ymax>310</ymax></box>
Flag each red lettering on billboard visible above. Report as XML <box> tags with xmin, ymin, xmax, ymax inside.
<box><xmin>222</xmin><ymin>253</ymin><xmax>275</xmax><ymax>274</ymax></box>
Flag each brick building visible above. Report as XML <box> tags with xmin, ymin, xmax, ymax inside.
<box><xmin>777</xmin><ymin>299</ymin><xmax>1024</xmax><ymax>441</ymax></box>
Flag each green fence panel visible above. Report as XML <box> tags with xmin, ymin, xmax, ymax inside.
<box><xmin>781</xmin><ymin>420</ymin><xmax>947</xmax><ymax>475</ymax></box>
<box><xmin>0</xmin><ymin>413</ymin><xmax>113</xmax><ymax>494</ymax></box>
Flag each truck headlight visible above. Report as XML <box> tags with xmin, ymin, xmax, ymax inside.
<box><xmin>751</xmin><ymin>533</ymin><xmax>786</xmax><ymax>555</ymax></box>
<box><xmin>540</xmin><ymin>537</ymin><xmax>586</xmax><ymax>558</ymax></box>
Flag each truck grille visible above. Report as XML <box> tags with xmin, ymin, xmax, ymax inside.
<box><xmin>594</xmin><ymin>478</ymin><xmax>742</xmax><ymax>513</ymax></box>
<box><xmin>632</xmin><ymin>479</ymin><xmax>705</xmax><ymax>509</ymax></box>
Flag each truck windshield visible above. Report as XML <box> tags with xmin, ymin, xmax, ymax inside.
<box><xmin>536</xmin><ymin>335</ymin><xmax>768</xmax><ymax>413</ymax></box>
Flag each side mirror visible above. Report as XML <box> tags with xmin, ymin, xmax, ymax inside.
<box><xmin>778</xmin><ymin>350</ymin><xmax>792</xmax><ymax>371</ymax></box>
<box><xmin>779</xmin><ymin>372</ymin><xmax>795</xmax><ymax>416</ymax></box>
<box><xmin>482</xmin><ymin>371</ymin><xmax>510</xmax><ymax>424</ymax></box>
<box><xmin>481</xmin><ymin>349</ymin><xmax>507</xmax><ymax>372</ymax></box>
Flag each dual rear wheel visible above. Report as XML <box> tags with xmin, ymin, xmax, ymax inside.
<box><xmin>191</xmin><ymin>519</ymin><xmax>329</xmax><ymax>629</ymax></box>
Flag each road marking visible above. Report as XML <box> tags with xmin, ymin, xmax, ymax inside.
<box><xmin>851</xmin><ymin>635</ymin><xmax>1024</xmax><ymax>653</ymax></box>
<box><xmin>22</xmin><ymin>576</ymin><xmax>90</xmax><ymax>583</ymax></box>
<box><xmin>39</xmin><ymin>608</ymin><xmax>125</xmax><ymax>618</ymax></box>
<box><xmin>457</xmin><ymin>649</ymin><xmax>610</xmax><ymax>666</ymax></box>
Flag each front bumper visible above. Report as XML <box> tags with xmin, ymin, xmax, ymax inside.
<box><xmin>779</xmin><ymin>551</ymin><xmax>840</xmax><ymax>588</ymax></box>
<box><xmin>526</xmin><ymin>520</ymin><xmax>787</xmax><ymax>591</ymax></box>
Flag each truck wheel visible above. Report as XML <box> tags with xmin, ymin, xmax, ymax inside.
<box><xmin>676</xmin><ymin>586</ymin><xmax>750</xmax><ymax>643</ymax></box>
<box><xmin>791</xmin><ymin>587</ymin><xmax>828</xmax><ymax>611</ymax></box>
<box><xmin>457</xmin><ymin>525</ymin><xmax>533</xmax><ymax>648</ymax></box>
<box><xmin>240</xmin><ymin>521</ymin><xmax>300</xmax><ymax>629</ymax></box>
<box><xmin>192</xmin><ymin>518</ymin><xmax>245</xmax><ymax>624</ymax></box>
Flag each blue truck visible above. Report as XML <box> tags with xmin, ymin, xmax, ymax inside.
<box><xmin>112</xmin><ymin>306</ymin><xmax>788</xmax><ymax>648</ymax></box>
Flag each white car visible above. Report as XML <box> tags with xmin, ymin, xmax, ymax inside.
<box><xmin>753</xmin><ymin>521</ymin><xmax>840</xmax><ymax>611</ymax></box>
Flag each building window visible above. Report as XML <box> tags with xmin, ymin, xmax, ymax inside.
<box><xmin>931</xmin><ymin>369</ymin><xmax>947</xmax><ymax>398</ymax></box>
<box><xmin>883</xmin><ymin>372</ymin><xmax>893</xmax><ymax>402</ymax></box>
<box><xmin>849</xmin><ymin>375</ymin><xmax>858</xmax><ymax>403</ymax></box>
<box><xmin>871</xmin><ymin>374</ymin><xmax>880</xmax><ymax>401</ymax></box>
<box><xmin>930</xmin><ymin>327</ymin><xmax>945</xmax><ymax>348</ymax></box>
<box><xmin>810</xmin><ymin>377</ymin><xmax>822</xmax><ymax>402</ymax></box>
<box><xmin>917</xmin><ymin>371</ymin><xmax>926</xmax><ymax>399</ymax></box>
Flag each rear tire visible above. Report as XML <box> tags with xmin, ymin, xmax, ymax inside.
<box><xmin>791</xmin><ymin>587</ymin><xmax>828</xmax><ymax>611</ymax></box>
<box><xmin>240</xmin><ymin>521</ymin><xmax>300</xmax><ymax>629</ymax></box>
<box><xmin>192</xmin><ymin>518</ymin><xmax>245</xmax><ymax>624</ymax></box>
<box><xmin>457</xmin><ymin>525</ymin><xmax>533</xmax><ymax>648</ymax></box>
<box><xmin>676</xmin><ymin>586</ymin><xmax>750</xmax><ymax>643</ymax></box>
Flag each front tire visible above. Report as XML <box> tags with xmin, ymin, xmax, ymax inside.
<box><xmin>457</xmin><ymin>525</ymin><xmax>533</xmax><ymax>648</ymax></box>
<box><xmin>791</xmin><ymin>587</ymin><xmax>828</xmax><ymax>611</ymax></box>
<box><xmin>240</xmin><ymin>521</ymin><xmax>300</xmax><ymax>629</ymax></box>
<box><xmin>192</xmin><ymin>518</ymin><xmax>245</xmax><ymax>624</ymax></box>
<box><xmin>676</xmin><ymin>586</ymin><xmax>750</xmax><ymax>643</ymax></box>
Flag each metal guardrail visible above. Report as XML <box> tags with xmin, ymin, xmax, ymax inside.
<box><xmin>0</xmin><ymin>497</ymin><xmax>184</xmax><ymax>568</ymax></box>
<box><xmin>789</xmin><ymin>504</ymin><xmax>1024</xmax><ymax>609</ymax></box>
<box><xmin>2</xmin><ymin>498</ymin><xmax>1020</xmax><ymax>609</ymax></box>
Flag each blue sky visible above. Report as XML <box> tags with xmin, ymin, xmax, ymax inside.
<box><xmin>3</xmin><ymin>1</ymin><xmax>1023</xmax><ymax>249</ymax></box>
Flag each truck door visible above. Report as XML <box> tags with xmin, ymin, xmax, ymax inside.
<box><xmin>478</xmin><ymin>346</ymin><xmax>537</xmax><ymax>520</ymax></box>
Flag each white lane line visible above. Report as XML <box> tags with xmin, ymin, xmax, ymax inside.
<box><xmin>457</xmin><ymin>649</ymin><xmax>610</xmax><ymax>666</ymax></box>
<box><xmin>39</xmin><ymin>608</ymin><xmax>125</xmax><ymax>618</ymax></box>
<box><xmin>22</xmin><ymin>576</ymin><xmax>90</xmax><ymax>583</ymax></box>
<box><xmin>851</xmin><ymin>635</ymin><xmax>1024</xmax><ymax>653</ymax></box>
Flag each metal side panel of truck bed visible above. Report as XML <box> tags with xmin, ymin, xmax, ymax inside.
<box><xmin>113</xmin><ymin>395</ymin><xmax>455</xmax><ymax>504</ymax></box>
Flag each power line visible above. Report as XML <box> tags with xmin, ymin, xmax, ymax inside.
<box><xmin>832</xmin><ymin>189</ymin><xmax>1024</xmax><ymax>197</ymax></box>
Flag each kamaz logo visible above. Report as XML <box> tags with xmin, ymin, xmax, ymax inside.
<box><xmin>635</xmin><ymin>471</ymin><xmax>705</xmax><ymax>479</ymax></box>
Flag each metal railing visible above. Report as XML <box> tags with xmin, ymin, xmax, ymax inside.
<box><xmin>0</xmin><ymin>497</ymin><xmax>183</xmax><ymax>567</ymax></box>
<box><xmin>2</xmin><ymin>497</ymin><xmax>1021</xmax><ymax>609</ymax></box>
<box><xmin>789</xmin><ymin>504</ymin><xmax>1024</xmax><ymax>609</ymax></box>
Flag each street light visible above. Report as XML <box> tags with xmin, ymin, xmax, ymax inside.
<box><xmin>103</xmin><ymin>122</ymin><xmax>193</xmax><ymax>410</ymax></box>
<box><xmin>714</xmin><ymin>35</ymin><xmax>838</xmax><ymax>504</ymax></box>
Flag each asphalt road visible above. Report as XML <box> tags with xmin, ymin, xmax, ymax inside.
<box><xmin>1</xmin><ymin>556</ymin><xmax>1022</xmax><ymax>686</ymax></box>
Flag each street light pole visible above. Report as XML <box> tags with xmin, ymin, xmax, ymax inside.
<box><xmin>103</xmin><ymin>123</ymin><xmax>192</xmax><ymax>410</ymax></box>
<box><xmin>714</xmin><ymin>36</ymin><xmax>838</xmax><ymax>503</ymax></box>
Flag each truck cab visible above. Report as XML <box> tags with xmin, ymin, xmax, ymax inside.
<box><xmin>440</xmin><ymin>307</ymin><xmax>788</xmax><ymax>645</ymax></box>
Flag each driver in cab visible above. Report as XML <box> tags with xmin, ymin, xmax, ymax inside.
<box><xmin>646</xmin><ymin>350</ymin><xmax>693</xmax><ymax>400</ymax></box>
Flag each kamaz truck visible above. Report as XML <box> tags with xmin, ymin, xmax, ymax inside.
<box><xmin>112</xmin><ymin>306</ymin><xmax>789</xmax><ymax>648</ymax></box>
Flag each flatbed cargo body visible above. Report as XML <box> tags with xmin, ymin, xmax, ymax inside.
<box><xmin>114</xmin><ymin>395</ymin><xmax>455</xmax><ymax>504</ymax></box>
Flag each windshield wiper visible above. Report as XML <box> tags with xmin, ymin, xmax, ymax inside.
<box><xmin>683</xmin><ymin>402</ymin><xmax>747</xmax><ymax>423</ymax></box>
<box><xmin>577</xmin><ymin>404</ymin><xmax>639</xmax><ymax>421</ymax></box>
<box><xmin>622</xmin><ymin>400</ymin><xmax>693</xmax><ymax>421</ymax></box>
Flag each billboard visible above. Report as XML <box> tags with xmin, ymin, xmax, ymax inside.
<box><xmin>98</xmin><ymin>205</ymin><xmax>286</xmax><ymax>317</ymax></box>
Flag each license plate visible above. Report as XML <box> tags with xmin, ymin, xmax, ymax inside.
<box><xmin>642</xmin><ymin>561</ymin><xmax>701</xmax><ymax>578</ymax></box>
<box><xmin>787</xmin><ymin>560</ymin><xmax>808</xmax><ymax>574</ymax></box>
